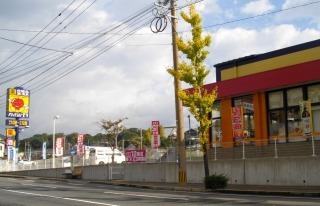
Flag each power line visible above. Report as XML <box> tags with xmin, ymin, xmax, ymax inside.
<box><xmin>0</xmin><ymin>0</ymin><xmax>76</xmax><ymax>67</ymax></box>
<box><xmin>201</xmin><ymin>0</ymin><xmax>320</xmax><ymax>31</ymax></box>
<box><xmin>0</xmin><ymin>0</ymin><xmax>91</xmax><ymax>74</ymax></box>
<box><xmin>0</xmin><ymin>2</ymin><xmax>156</xmax><ymax>105</ymax></box>
<box><xmin>0</xmin><ymin>36</ymin><xmax>72</xmax><ymax>54</ymax></box>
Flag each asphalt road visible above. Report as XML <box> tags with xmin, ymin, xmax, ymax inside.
<box><xmin>0</xmin><ymin>177</ymin><xmax>320</xmax><ymax>206</ymax></box>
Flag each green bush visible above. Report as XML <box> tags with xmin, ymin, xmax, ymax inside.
<box><xmin>203</xmin><ymin>173</ymin><xmax>229</xmax><ymax>189</ymax></box>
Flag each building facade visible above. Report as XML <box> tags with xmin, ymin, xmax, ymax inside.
<box><xmin>204</xmin><ymin>39</ymin><xmax>320</xmax><ymax>149</ymax></box>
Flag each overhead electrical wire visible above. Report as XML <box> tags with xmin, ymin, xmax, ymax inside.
<box><xmin>0</xmin><ymin>0</ymin><xmax>88</xmax><ymax>75</ymax></box>
<box><xmin>26</xmin><ymin>5</ymin><xmax>159</xmax><ymax>92</ymax></box>
<box><xmin>0</xmin><ymin>0</ymin><xmax>318</xmax><ymax>109</ymax></box>
<box><xmin>0</xmin><ymin>0</ymin><xmax>76</xmax><ymax>68</ymax></box>
<box><xmin>0</xmin><ymin>2</ymin><xmax>159</xmax><ymax>109</ymax></box>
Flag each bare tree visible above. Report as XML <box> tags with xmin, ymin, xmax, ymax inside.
<box><xmin>99</xmin><ymin>117</ymin><xmax>128</xmax><ymax>163</ymax></box>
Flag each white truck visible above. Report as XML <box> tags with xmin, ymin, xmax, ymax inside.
<box><xmin>88</xmin><ymin>146</ymin><xmax>125</xmax><ymax>165</ymax></box>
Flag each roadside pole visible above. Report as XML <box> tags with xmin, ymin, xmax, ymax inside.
<box><xmin>170</xmin><ymin>0</ymin><xmax>186</xmax><ymax>185</ymax></box>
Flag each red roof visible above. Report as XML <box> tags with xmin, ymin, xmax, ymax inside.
<box><xmin>203</xmin><ymin>59</ymin><xmax>320</xmax><ymax>98</ymax></box>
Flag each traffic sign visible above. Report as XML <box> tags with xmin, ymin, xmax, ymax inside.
<box><xmin>70</xmin><ymin>149</ymin><xmax>76</xmax><ymax>156</ymax></box>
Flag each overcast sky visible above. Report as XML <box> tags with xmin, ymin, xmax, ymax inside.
<box><xmin>0</xmin><ymin>0</ymin><xmax>319</xmax><ymax>139</ymax></box>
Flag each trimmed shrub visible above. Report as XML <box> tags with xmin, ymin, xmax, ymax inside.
<box><xmin>203</xmin><ymin>173</ymin><xmax>229</xmax><ymax>189</ymax></box>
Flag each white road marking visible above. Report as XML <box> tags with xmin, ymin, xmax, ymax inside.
<box><xmin>22</xmin><ymin>183</ymin><xmax>57</xmax><ymax>188</ymax></box>
<box><xmin>104</xmin><ymin>191</ymin><xmax>189</xmax><ymax>201</ymax></box>
<box><xmin>266</xmin><ymin>200</ymin><xmax>320</xmax><ymax>206</ymax></box>
<box><xmin>68</xmin><ymin>183</ymin><xmax>86</xmax><ymax>186</ymax></box>
<box><xmin>2</xmin><ymin>189</ymin><xmax>119</xmax><ymax>206</ymax></box>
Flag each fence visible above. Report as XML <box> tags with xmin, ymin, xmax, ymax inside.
<box><xmin>1</xmin><ymin>139</ymin><xmax>318</xmax><ymax>172</ymax></box>
<box><xmin>207</xmin><ymin>138</ymin><xmax>319</xmax><ymax>160</ymax></box>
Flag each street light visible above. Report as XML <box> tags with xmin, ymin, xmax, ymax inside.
<box><xmin>52</xmin><ymin>115</ymin><xmax>59</xmax><ymax>168</ymax></box>
<box><xmin>140</xmin><ymin>128</ymin><xmax>143</xmax><ymax>149</ymax></box>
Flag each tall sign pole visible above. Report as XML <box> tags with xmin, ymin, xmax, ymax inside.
<box><xmin>170</xmin><ymin>0</ymin><xmax>187</xmax><ymax>185</ymax></box>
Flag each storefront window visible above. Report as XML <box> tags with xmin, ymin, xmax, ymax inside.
<box><xmin>269</xmin><ymin>91</ymin><xmax>283</xmax><ymax>109</ymax></box>
<box><xmin>233</xmin><ymin>95</ymin><xmax>254</xmax><ymax>138</ymax></box>
<box><xmin>269</xmin><ymin>110</ymin><xmax>285</xmax><ymax>137</ymax></box>
<box><xmin>287</xmin><ymin>87</ymin><xmax>303</xmax><ymax>107</ymax></box>
<box><xmin>308</xmin><ymin>84</ymin><xmax>320</xmax><ymax>136</ymax></box>
<box><xmin>268</xmin><ymin>91</ymin><xmax>285</xmax><ymax>138</ymax></box>
<box><xmin>212</xmin><ymin>101</ymin><xmax>222</xmax><ymax>145</ymax></box>
<box><xmin>308</xmin><ymin>84</ymin><xmax>320</xmax><ymax>103</ymax></box>
<box><xmin>287</xmin><ymin>88</ymin><xmax>303</xmax><ymax>138</ymax></box>
<box><xmin>312</xmin><ymin>105</ymin><xmax>320</xmax><ymax>135</ymax></box>
<box><xmin>268</xmin><ymin>84</ymin><xmax>320</xmax><ymax>141</ymax></box>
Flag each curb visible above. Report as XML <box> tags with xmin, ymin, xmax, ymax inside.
<box><xmin>90</xmin><ymin>181</ymin><xmax>320</xmax><ymax>197</ymax></box>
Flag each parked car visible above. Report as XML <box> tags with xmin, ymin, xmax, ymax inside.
<box><xmin>18</xmin><ymin>159</ymin><xmax>36</xmax><ymax>166</ymax></box>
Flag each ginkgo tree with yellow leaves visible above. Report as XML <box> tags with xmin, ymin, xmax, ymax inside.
<box><xmin>167</xmin><ymin>5</ymin><xmax>218</xmax><ymax>178</ymax></box>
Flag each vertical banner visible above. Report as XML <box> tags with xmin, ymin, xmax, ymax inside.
<box><xmin>42</xmin><ymin>142</ymin><xmax>47</xmax><ymax>160</ymax></box>
<box><xmin>55</xmin><ymin>137</ymin><xmax>64</xmax><ymax>157</ymax></box>
<box><xmin>77</xmin><ymin>134</ymin><xmax>85</xmax><ymax>156</ymax></box>
<box><xmin>300</xmin><ymin>100</ymin><xmax>313</xmax><ymax>138</ymax></box>
<box><xmin>8</xmin><ymin>146</ymin><xmax>14</xmax><ymax>163</ymax></box>
<box><xmin>151</xmin><ymin>121</ymin><xmax>160</xmax><ymax>149</ymax></box>
<box><xmin>0</xmin><ymin>143</ymin><xmax>4</xmax><ymax>158</ymax></box>
<box><xmin>231</xmin><ymin>106</ymin><xmax>244</xmax><ymax>140</ymax></box>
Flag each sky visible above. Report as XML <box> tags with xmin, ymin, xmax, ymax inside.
<box><xmin>0</xmin><ymin>0</ymin><xmax>319</xmax><ymax>139</ymax></box>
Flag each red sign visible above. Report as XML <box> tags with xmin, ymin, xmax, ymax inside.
<box><xmin>6</xmin><ymin>138</ymin><xmax>15</xmax><ymax>147</ymax></box>
<box><xmin>231</xmin><ymin>107</ymin><xmax>244</xmax><ymax>139</ymax></box>
<box><xmin>77</xmin><ymin>134</ymin><xmax>85</xmax><ymax>155</ymax></box>
<box><xmin>55</xmin><ymin>137</ymin><xmax>64</xmax><ymax>157</ymax></box>
<box><xmin>151</xmin><ymin>121</ymin><xmax>160</xmax><ymax>148</ymax></box>
<box><xmin>125</xmin><ymin>149</ymin><xmax>146</xmax><ymax>162</ymax></box>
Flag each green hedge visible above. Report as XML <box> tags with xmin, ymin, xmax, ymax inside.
<box><xmin>203</xmin><ymin>173</ymin><xmax>229</xmax><ymax>189</ymax></box>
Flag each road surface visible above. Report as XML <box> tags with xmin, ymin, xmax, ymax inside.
<box><xmin>0</xmin><ymin>177</ymin><xmax>319</xmax><ymax>206</ymax></box>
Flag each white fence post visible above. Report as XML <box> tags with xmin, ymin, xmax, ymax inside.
<box><xmin>242</xmin><ymin>139</ymin><xmax>245</xmax><ymax>160</ymax></box>
<box><xmin>274</xmin><ymin>138</ymin><xmax>278</xmax><ymax>159</ymax></box>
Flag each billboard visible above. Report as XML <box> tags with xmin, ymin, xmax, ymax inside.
<box><xmin>125</xmin><ymin>149</ymin><xmax>146</xmax><ymax>162</ymax></box>
<box><xmin>151</xmin><ymin>121</ymin><xmax>160</xmax><ymax>149</ymax></box>
<box><xmin>6</xmin><ymin>88</ymin><xmax>30</xmax><ymax>118</ymax></box>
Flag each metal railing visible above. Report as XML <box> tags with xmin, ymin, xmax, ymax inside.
<box><xmin>208</xmin><ymin>138</ymin><xmax>319</xmax><ymax>160</ymax></box>
<box><xmin>1</xmin><ymin>139</ymin><xmax>318</xmax><ymax>172</ymax></box>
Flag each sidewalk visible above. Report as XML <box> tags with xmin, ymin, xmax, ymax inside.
<box><xmin>89</xmin><ymin>179</ymin><xmax>320</xmax><ymax>197</ymax></box>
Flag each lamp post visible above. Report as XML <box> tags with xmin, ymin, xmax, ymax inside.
<box><xmin>140</xmin><ymin>128</ymin><xmax>143</xmax><ymax>149</ymax></box>
<box><xmin>187</xmin><ymin>115</ymin><xmax>191</xmax><ymax>160</ymax></box>
<box><xmin>52</xmin><ymin>115</ymin><xmax>59</xmax><ymax>168</ymax></box>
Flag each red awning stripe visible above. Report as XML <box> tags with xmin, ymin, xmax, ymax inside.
<box><xmin>203</xmin><ymin>59</ymin><xmax>320</xmax><ymax>98</ymax></box>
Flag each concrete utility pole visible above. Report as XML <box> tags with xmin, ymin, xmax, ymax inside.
<box><xmin>170</xmin><ymin>0</ymin><xmax>187</xmax><ymax>185</ymax></box>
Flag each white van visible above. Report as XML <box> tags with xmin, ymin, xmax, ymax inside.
<box><xmin>88</xmin><ymin>147</ymin><xmax>125</xmax><ymax>165</ymax></box>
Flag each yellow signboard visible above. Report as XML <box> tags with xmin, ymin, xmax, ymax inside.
<box><xmin>6</xmin><ymin>88</ymin><xmax>30</xmax><ymax>118</ymax></box>
<box><xmin>6</xmin><ymin>128</ymin><xmax>16</xmax><ymax>137</ymax></box>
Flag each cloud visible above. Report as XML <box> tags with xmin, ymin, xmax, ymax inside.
<box><xmin>276</xmin><ymin>0</ymin><xmax>320</xmax><ymax>28</ymax></box>
<box><xmin>0</xmin><ymin>0</ymin><xmax>319</xmax><ymax>139</ymax></box>
<box><xmin>241</xmin><ymin>0</ymin><xmax>275</xmax><ymax>15</ymax></box>
<box><xmin>210</xmin><ymin>24</ymin><xmax>320</xmax><ymax>67</ymax></box>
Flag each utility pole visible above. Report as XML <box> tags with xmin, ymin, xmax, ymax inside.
<box><xmin>170</xmin><ymin>0</ymin><xmax>186</xmax><ymax>185</ymax></box>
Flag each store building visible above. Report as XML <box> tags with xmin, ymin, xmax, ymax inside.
<box><xmin>204</xmin><ymin>39</ymin><xmax>320</xmax><ymax>148</ymax></box>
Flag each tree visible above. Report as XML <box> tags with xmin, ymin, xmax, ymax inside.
<box><xmin>98</xmin><ymin>117</ymin><xmax>128</xmax><ymax>162</ymax></box>
<box><xmin>167</xmin><ymin>5</ymin><xmax>218</xmax><ymax>178</ymax></box>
